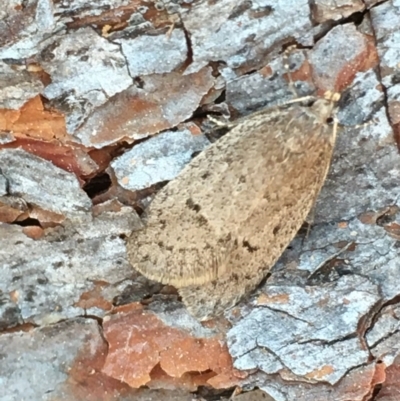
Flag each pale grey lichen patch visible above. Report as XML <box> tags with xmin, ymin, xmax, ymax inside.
<box><xmin>181</xmin><ymin>0</ymin><xmax>313</xmax><ymax>74</ymax></box>
<box><xmin>0</xmin><ymin>0</ymin><xmax>59</xmax><ymax>60</ymax></box>
<box><xmin>370</xmin><ymin>1</ymin><xmax>400</xmax><ymax>87</ymax></box>
<box><xmin>373</xmin><ymin>30</ymin><xmax>400</xmax><ymax>86</ymax></box>
<box><xmin>0</xmin><ymin>0</ymin><xmax>23</xmax><ymax>20</ymax></box>
<box><xmin>308</xmin><ymin>24</ymin><xmax>369</xmax><ymax>92</ymax></box>
<box><xmin>0</xmin><ymin>61</ymin><xmax>44</xmax><ymax>109</ymax></box>
<box><xmin>249</xmin><ymin>200</ymin><xmax>400</xmax><ymax>389</ymax></box>
<box><xmin>367</xmin><ymin>304</ymin><xmax>400</xmax><ymax>367</ymax></box>
<box><xmin>0</xmin><ymin>205</ymin><xmax>142</xmax><ymax>326</ymax></box>
<box><xmin>226</xmin><ymin>51</ymin><xmax>315</xmax><ymax>116</ymax></box>
<box><xmin>112</xmin><ymin>128</ymin><xmax>210</xmax><ymax>191</ymax></box>
<box><xmin>289</xmin><ymin>217</ymin><xmax>388</xmax><ymax>275</ymax></box>
<box><xmin>0</xmin><ymin>318</ymin><xmax>103</xmax><ymax>400</ymax></box>
<box><xmin>117</xmin><ymin>29</ymin><xmax>187</xmax><ymax>77</ymax></box>
<box><xmin>39</xmin><ymin>27</ymin><xmax>132</xmax><ymax>133</ymax></box>
<box><xmin>234</xmin><ymin>182</ymin><xmax>400</xmax><ymax>387</ymax></box>
<box><xmin>148</xmin><ymin>300</ymin><xmax>220</xmax><ymax>339</ymax></box>
<box><xmin>315</xmin><ymin>68</ymin><xmax>397</xmax><ymax>223</ymax></box>
<box><xmin>73</xmin><ymin>203</ymin><xmax>143</xmax><ymax>238</ymax></box>
<box><xmin>233</xmin><ymin>348</ymin><xmax>284</xmax><ymax>375</ymax></box>
<box><xmin>274</xmin><ymin>213</ymin><xmax>400</xmax><ymax>302</ymax></box>
<box><xmin>0</xmin><ymin>173</ymin><xmax>7</xmax><ymax>196</ymax></box>
<box><xmin>353</xmin><ymin>236</ymin><xmax>400</xmax><ymax>302</ymax></box>
<box><xmin>0</xmin><ymin>131</ymin><xmax>14</xmax><ymax>145</ymax></box>
<box><xmin>337</xmin><ymin>69</ymin><xmax>385</xmax><ymax>126</ymax></box>
<box><xmin>366</xmin><ymin>304</ymin><xmax>400</xmax><ymax>348</ymax></box>
<box><xmin>280</xmin><ymin>338</ymin><xmax>369</xmax><ymax>384</ymax></box>
<box><xmin>371</xmin><ymin>0</ymin><xmax>400</xmax><ymax>166</ymax></box>
<box><xmin>228</xmin><ymin>275</ymin><xmax>379</xmax><ymax>384</ymax></box>
<box><xmin>0</xmin><ymin>148</ymin><xmax>91</xmax><ymax>220</ymax></box>
<box><xmin>258</xmin><ymin>363</ymin><xmax>377</xmax><ymax>401</ymax></box>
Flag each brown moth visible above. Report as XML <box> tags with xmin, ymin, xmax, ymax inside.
<box><xmin>127</xmin><ymin>93</ymin><xmax>339</xmax><ymax>321</ymax></box>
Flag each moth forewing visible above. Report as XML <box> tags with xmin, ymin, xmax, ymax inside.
<box><xmin>127</xmin><ymin>95</ymin><xmax>339</xmax><ymax>320</ymax></box>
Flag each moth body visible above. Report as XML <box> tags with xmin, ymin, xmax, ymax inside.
<box><xmin>127</xmin><ymin>98</ymin><xmax>337</xmax><ymax>320</ymax></box>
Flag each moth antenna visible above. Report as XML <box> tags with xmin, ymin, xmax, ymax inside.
<box><xmin>283</xmin><ymin>44</ymin><xmax>299</xmax><ymax>99</ymax></box>
<box><xmin>207</xmin><ymin>114</ymin><xmax>234</xmax><ymax>128</ymax></box>
<box><xmin>280</xmin><ymin>45</ymin><xmax>319</xmax><ymax>107</ymax></box>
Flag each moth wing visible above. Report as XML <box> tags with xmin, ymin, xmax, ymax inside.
<box><xmin>127</xmin><ymin>104</ymin><xmax>335</xmax><ymax>289</ymax></box>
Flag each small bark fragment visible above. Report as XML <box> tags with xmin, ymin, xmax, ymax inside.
<box><xmin>102</xmin><ymin>308</ymin><xmax>241</xmax><ymax>389</ymax></box>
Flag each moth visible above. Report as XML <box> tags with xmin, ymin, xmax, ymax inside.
<box><xmin>127</xmin><ymin>93</ymin><xmax>339</xmax><ymax>321</ymax></box>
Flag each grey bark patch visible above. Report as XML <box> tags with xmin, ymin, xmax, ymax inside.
<box><xmin>182</xmin><ymin>0</ymin><xmax>313</xmax><ymax>74</ymax></box>
<box><xmin>0</xmin><ymin>148</ymin><xmax>91</xmax><ymax>220</ymax></box>
<box><xmin>0</xmin><ymin>173</ymin><xmax>6</xmax><ymax>196</ymax></box>
<box><xmin>39</xmin><ymin>27</ymin><xmax>132</xmax><ymax>134</ymax></box>
<box><xmin>228</xmin><ymin>275</ymin><xmax>379</xmax><ymax>384</ymax></box>
<box><xmin>0</xmin><ymin>61</ymin><xmax>44</xmax><ymax>109</ymax></box>
<box><xmin>0</xmin><ymin>318</ymin><xmax>104</xmax><ymax>400</ymax></box>
<box><xmin>112</xmin><ymin>128</ymin><xmax>210</xmax><ymax>191</ymax></box>
<box><xmin>0</xmin><ymin>205</ymin><xmax>142</xmax><ymax>326</ymax></box>
<box><xmin>117</xmin><ymin>29</ymin><xmax>187</xmax><ymax>76</ymax></box>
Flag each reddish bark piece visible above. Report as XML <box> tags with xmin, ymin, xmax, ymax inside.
<box><xmin>334</xmin><ymin>362</ymin><xmax>386</xmax><ymax>401</ymax></box>
<box><xmin>0</xmin><ymin>95</ymin><xmax>67</xmax><ymax>141</ymax></box>
<box><xmin>311</xmin><ymin>0</ymin><xmax>365</xmax><ymax>23</ymax></box>
<box><xmin>64</xmin><ymin>2</ymin><xmax>170</xmax><ymax>32</ymax></box>
<box><xmin>91</xmin><ymin>168</ymin><xmax>143</xmax><ymax>208</ymax></box>
<box><xmin>1</xmin><ymin>318</ymin><xmax>143</xmax><ymax>400</ymax></box>
<box><xmin>22</xmin><ymin>226</ymin><xmax>44</xmax><ymax>240</ymax></box>
<box><xmin>102</xmin><ymin>309</ymin><xmax>240</xmax><ymax>389</ymax></box>
<box><xmin>0</xmin><ymin>96</ymin><xmax>109</xmax><ymax>179</ymax></box>
<box><xmin>76</xmin><ymin>282</ymin><xmax>114</xmax><ymax>312</ymax></box>
<box><xmin>148</xmin><ymin>364</ymin><xmax>216</xmax><ymax>391</ymax></box>
<box><xmin>0</xmin><ymin>201</ymin><xmax>27</xmax><ymax>223</ymax></box>
<box><xmin>308</xmin><ymin>24</ymin><xmax>379</xmax><ymax>95</ymax></box>
<box><xmin>58</xmin><ymin>319</ymin><xmax>148</xmax><ymax>401</ymax></box>
<box><xmin>0</xmin><ymin>196</ymin><xmax>65</xmax><ymax>226</ymax></box>
<box><xmin>27</xmin><ymin>205</ymin><xmax>65</xmax><ymax>227</ymax></box>
<box><xmin>256</xmin><ymin>293</ymin><xmax>290</xmax><ymax>305</ymax></box>
<box><xmin>181</xmin><ymin>122</ymin><xmax>202</xmax><ymax>137</ymax></box>
<box><xmin>111</xmin><ymin>303</ymin><xmax>145</xmax><ymax>314</ymax></box>
<box><xmin>260</xmin><ymin>362</ymin><xmax>386</xmax><ymax>401</ymax></box>
<box><xmin>1</xmin><ymin>137</ymin><xmax>106</xmax><ymax>179</ymax></box>
<box><xmin>376</xmin><ymin>359</ymin><xmax>400</xmax><ymax>401</ymax></box>
<box><xmin>283</xmin><ymin>57</ymin><xmax>313</xmax><ymax>86</ymax></box>
<box><xmin>74</xmin><ymin>68</ymin><xmax>214</xmax><ymax>148</ymax></box>
<box><xmin>92</xmin><ymin>199</ymin><xmax>128</xmax><ymax>216</ymax></box>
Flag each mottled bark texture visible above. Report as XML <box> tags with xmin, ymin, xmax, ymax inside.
<box><xmin>1</xmin><ymin>1</ymin><xmax>400</xmax><ymax>400</ymax></box>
